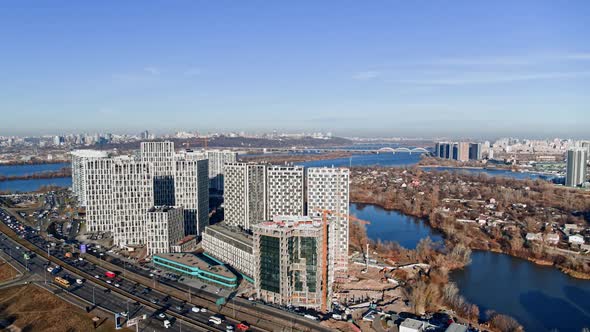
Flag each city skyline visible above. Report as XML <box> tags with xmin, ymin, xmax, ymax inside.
<box><xmin>1</xmin><ymin>1</ymin><xmax>589</xmax><ymax>137</ymax></box>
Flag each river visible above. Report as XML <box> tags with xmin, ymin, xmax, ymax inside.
<box><xmin>357</xmin><ymin>202</ymin><xmax>590</xmax><ymax>332</ymax></box>
<box><xmin>0</xmin><ymin>163</ymin><xmax>72</xmax><ymax>192</ymax></box>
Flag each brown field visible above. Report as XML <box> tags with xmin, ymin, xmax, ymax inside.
<box><xmin>0</xmin><ymin>258</ymin><xmax>19</xmax><ymax>283</ymax></box>
<box><xmin>0</xmin><ymin>284</ymin><xmax>129</xmax><ymax>332</ymax></box>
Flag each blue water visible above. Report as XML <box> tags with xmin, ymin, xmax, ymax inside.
<box><xmin>361</xmin><ymin>202</ymin><xmax>590</xmax><ymax>331</ymax></box>
<box><xmin>0</xmin><ymin>177</ymin><xmax>72</xmax><ymax>192</ymax></box>
<box><xmin>0</xmin><ymin>163</ymin><xmax>70</xmax><ymax>177</ymax></box>
<box><xmin>297</xmin><ymin>152</ymin><xmax>425</xmax><ymax>168</ymax></box>
<box><xmin>422</xmin><ymin>166</ymin><xmax>558</xmax><ymax>181</ymax></box>
<box><xmin>452</xmin><ymin>252</ymin><xmax>590</xmax><ymax>332</ymax></box>
<box><xmin>350</xmin><ymin>203</ymin><xmax>443</xmax><ymax>249</ymax></box>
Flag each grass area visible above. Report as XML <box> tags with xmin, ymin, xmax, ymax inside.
<box><xmin>0</xmin><ymin>284</ymin><xmax>129</xmax><ymax>332</ymax></box>
<box><xmin>0</xmin><ymin>258</ymin><xmax>19</xmax><ymax>283</ymax></box>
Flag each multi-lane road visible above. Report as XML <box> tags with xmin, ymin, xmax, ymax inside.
<box><xmin>0</xmin><ymin>205</ymin><xmax>333</xmax><ymax>332</ymax></box>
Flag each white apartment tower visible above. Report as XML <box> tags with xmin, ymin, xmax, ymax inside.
<box><xmin>146</xmin><ymin>206</ymin><xmax>185</xmax><ymax>255</ymax></box>
<box><xmin>140</xmin><ymin>141</ymin><xmax>176</xmax><ymax>206</ymax></box>
<box><xmin>224</xmin><ymin>163</ymin><xmax>267</xmax><ymax>229</ymax></box>
<box><xmin>266</xmin><ymin>165</ymin><xmax>305</xmax><ymax>219</ymax></box>
<box><xmin>84</xmin><ymin>157</ymin><xmax>115</xmax><ymax>233</ymax></box>
<box><xmin>566</xmin><ymin>148</ymin><xmax>588</xmax><ymax>187</ymax></box>
<box><xmin>111</xmin><ymin>157</ymin><xmax>154</xmax><ymax>247</ymax></box>
<box><xmin>175</xmin><ymin>156</ymin><xmax>209</xmax><ymax>235</ymax></box>
<box><xmin>206</xmin><ymin>150</ymin><xmax>238</xmax><ymax>191</ymax></box>
<box><xmin>307</xmin><ymin>167</ymin><xmax>350</xmax><ymax>284</ymax></box>
<box><xmin>71</xmin><ymin>150</ymin><xmax>109</xmax><ymax>206</ymax></box>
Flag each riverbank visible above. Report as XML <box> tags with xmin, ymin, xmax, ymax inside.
<box><xmin>350</xmin><ymin>166</ymin><xmax>590</xmax><ymax>279</ymax></box>
<box><xmin>240</xmin><ymin>151</ymin><xmax>352</xmax><ymax>164</ymax></box>
<box><xmin>0</xmin><ymin>159</ymin><xmax>69</xmax><ymax>166</ymax></box>
<box><xmin>0</xmin><ymin>167</ymin><xmax>71</xmax><ymax>182</ymax></box>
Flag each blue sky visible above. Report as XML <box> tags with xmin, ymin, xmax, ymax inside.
<box><xmin>0</xmin><ymin>1</ymin><xmax>589</xmax><ymax>138</ymax></box>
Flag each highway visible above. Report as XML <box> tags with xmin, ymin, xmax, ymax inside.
<box><xmin>0</xmin><ymin>205</ymin><xmax>333</xmax><ymax>332</ymax></box>
<box><xmin>0</xmin><ymin>232</ymin><xmax>206</xmax><ymax>332</ymax></box>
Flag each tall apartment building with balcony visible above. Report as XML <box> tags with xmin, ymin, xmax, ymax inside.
<box><xmin>223</xmin><ymin>163</ymin><xmax>267</xmax><ymax>229</ymax></box>
<box><xmin>266</xmin><ymin>165</ymin><xmax>305</xmax><ymax>220</ymax></box>
<box><xmin>307</xmin><ymin>167</ymin><xmax>350</xmax><ymax>285</ymax></box>
<box><xmin>71</xmin><ymin>149</ymin><xmax>109</xmax><ymax>206</ymax></box>
<box><xmin>111</xmin><ymin>157</ymin><xmax>154</xmax><ymax>247</ymax></box>
<box><xmin>140</xmin><ymin>141</ymin><xmax>176</xmax><ymax>206</ymax></box>
<box><xmin>252</xmin><ymin>216</ymin><xmax>325</xmax><ymax>310</ymax></box>
<box><xmin>175</xmin><ymin>155</ymin><xmax>209</xmax><ymax>235</ymax></box>
<box><xmin>205</xmin><ymin>150</ymin><xmax>237</xmax><ymax>191</ymax></box>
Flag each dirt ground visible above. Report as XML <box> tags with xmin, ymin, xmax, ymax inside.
<box><xmin>0</xmin><ymin>284</ymin><xmax>129</xmax><ymax>332</ymax></box>
<box><xmin>0</xmin><ymin>258</ymin><xmax>19</xmax><ymax>283</ymax></box>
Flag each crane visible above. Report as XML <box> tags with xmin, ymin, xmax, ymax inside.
<box><xmin>312</xmin><ymin>208</ymin><xmax>370</xmax><ymax>312</ymax></box>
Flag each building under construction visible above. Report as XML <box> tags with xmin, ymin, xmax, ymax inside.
<box><xmin>252</xmin><ymin>216</ymin><xmax>326</xmax><ymax>310</ymax></box>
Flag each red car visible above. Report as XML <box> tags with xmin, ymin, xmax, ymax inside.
<box><xmin>237</xmin><ymin>323</ymin><xmax>250</xmax><ymax>331</ymax></box>
<box><xmin>105</xmin><ymin>271</ymin><xmax>116</xmax><ymax>278</ymax></box>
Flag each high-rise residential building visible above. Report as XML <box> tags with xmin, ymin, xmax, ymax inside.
<box><xmin>581</xmin><ymin>141</ymin><xmax>590</xmax><ymax>162</ymax></box>
<box><xmin>566</xmin><ymin>148</ymin><xmax>588</xmax><ymax>187</ymax></box>
<box><xmin>111</xmin><ymin>157</ymin><xmax>154</xmax><ymax>247</ymax></box>
<box><xmin>82</xmin><ymin>141</ymin><xmax>209</xmax><ymax>250</ymax></box>
<box><xmin>224</xmin><ymin>163</ymin><xmax>267</xmax><ymax>229</ymax></box>
<box><xmin>71</xmin><ymin>150</ymin><xmax>109</xmax><ymax>206</ymax></box>
<box><xmin>202</xmin><ymin>223</ymin><xmax>254</xmax><ymax>279</ymax></box>
<box><xmin>140</xmin><ymin>141</ymin><xmax>176</xmax><ymax>206</ymax></box>
<box><xmin>146</xmin><ymin>206</ymin><xmax>185</xmax><ymax>255</ymax></box>
<box><xmin>457</xmin><ymin>142</ymin><xmax>470</xmax><ymax>162</ymax></box>
<box><xmin>252</xmin><ymin>216</ymin><xmax>325</xmax><ymax>310</ymax></box>
<box><xmin>175</xmin><ymin>157</ymin><xmax>209</xmax><ymax>236</ymax></box>
<box><xmin>434</xmin><ymin>142</ymin><xmax>454</xmax><ymax>159</ymax></box>
<box><xmin>205</xmin><ymin>150</ymin><xmax>238</xmax><ymax>191</ymax></box>
<box><xmin>85</xmin><ymin>157</ymin><xmax>115</xmax><ymax>233</ymax></box>
<box><xmin>266</xmin><ymin>165</ymin><xmax>305</xmax><ymax>220</ymax></box>
<box><xmin>469</xmin><ymin>143</ymin><xmax>482</xmax><ymax>160</ymax></box>
<box><xmin>307</xmin><ymin>167</ymin><xmax>349</xmax><ymax>286</ymax></box>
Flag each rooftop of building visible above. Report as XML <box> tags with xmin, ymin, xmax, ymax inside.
<box><xmin>71</xmin><ymin>149</ymin><xmax>109</xmax><ymax>158</ymax></box>
<box><xmin>400</xmin><ymin>318</ymin><xmax>425</xmax><ymax>329</ymax></box>
<box><xmin>204</xmin><ymin>223</ymin><xmax>253</xmax><ymax>245</ymax></box>
<box><xmin>254</xmin><ymin>215</ymin><xmax>322</xmax><ymax>231</ymax></box>
<box><xmin>153</xmin><ymin>253</ymin><xmax>235</xmax><ymax>279</ymax></box>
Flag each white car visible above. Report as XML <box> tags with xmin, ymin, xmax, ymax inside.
<box><xmin>47</xmin><ymin>267</ymin><xmax>54</xmax><ymax>273</ymax></box>
<box><xmin>114</xmin><ymin>283</ymin><xmax>120</xmax><ymax>287</ymax></box>
<box><xmin>106</xmin><ymin>280</ymin><xmax>112</xmax><ymax>284</ymax></box>
<box><xmin>191</xmin><ymin>306</ymin><xmax>201</xmax><ymax>313</ymax></box>
<box><xmin>94</xmin><ymin>275</ymin><xmax>100</xmax><ymax>279</ymax></box>
<box><xmin>76</xmin><ymin>279</ymin><xmax>84</xmax><ymax>285</ymax></box>
<box><xmin>158</xmin><ymin>313</ymin><xmax>166</xmax><ymax>319</ymax></box>
<box><xmin>200</xmin><ymin>308</ymin><xmax>207</xmax><ymax>313</ymax></box>
<box><xmin>163</xmin><ymin>320</ymin><xmax>171</xmax><ymax>329</ymax></box>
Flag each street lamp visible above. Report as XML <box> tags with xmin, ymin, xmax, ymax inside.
<box><xmin>92</xmin><ymin>285</ymin><xmax>96</xmax><ymax>305</ymax></box>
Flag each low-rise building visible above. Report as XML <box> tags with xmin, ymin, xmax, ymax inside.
<box><xmin>170</xmin><ymin>235</ymin><xmax>197</xmax><ymax>253</ymax></box>
<box><xmin>544</xmin><ymin>233</ymin><xmax>560</xmax><ymax>245</ymax></box>
<box><xmin>153</xmin><ymin>253</ymin><xmax>238</xmax><ymax>288</ymax></box>
<box><xmin>202</xmin><ymin>223</ymin><xmax>254</xmax><ymax>279</ymax></box>
<box><xmin>399</xmin><ymin>318</ymin><xmax>425</xmax><ymax>332</ymax></box>
<box><xmin>568</xmin><ymin>234</ymin><xmax>585</xmax><ymax>245</ymax></box>
<box><xmin>526</xmin><ymin>232</ymin><xmax>543</xmax><ymax>241</ymax></box>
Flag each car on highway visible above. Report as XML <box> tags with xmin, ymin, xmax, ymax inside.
<box><xmin>94</xmin><ymin>275</ymin><xmax>100</xmax><ymax>279</ymax></box>
<box><xmin>191</xmin><ymin>306</ymin><xmax>201</xmax><ymax>313</ymax></box>
<box><xmin>76</xmin><ymin>278</ymin><xmax>84</xmax><ymax>285</ymax></box>
<box><xmin>114</xmin><ymin>283</ymin><xmax>120</xmax><ymax>287</ymax></box>
<box><xmin>106</xmin><ymin>280</ymin><xmax>112</xmax><ymax>284</ymax></box>
<box><xmin>150</xmin><ymin>298</ymin><xmax>159</xmax><ymax>304</ymax></box>
<box><xmin>236</xmin><ymin>322</ymin><xmax>250</xmax><ymax>331</ymax></box>
<box><xmin>209</xmin><ymin>315</ymin><xmax>222</xmax><ymax>325</ymax></box>
<box><xmin>201</xmin><ymin>307</ymin><xmax>207</xmax><ymax>313</ymax></box>
<box><xmin>157</xmin><ymin>313</ymin><xmax>166</xmax><ymax>319</ymax></box>
<box><xmin>163</xmin><ymin>319</ymin><xmax>171</xmax><ymax>329</ymax></box>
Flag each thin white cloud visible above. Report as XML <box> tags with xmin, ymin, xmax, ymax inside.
<box><xmin>394</xmin><ymin>71</ymin><xmax>590</xmax><ymax>85</ymax></box>
<box><xmin>426</xmin><ymin>52</ymin><xmax>590</xmax><ymax>66</ymax></box>
<box><xmin>353</xmin><ymin>70</ymin><xmax>380</xmax><ymax>80</ymax></box>
<box><xmin>184</xmin><ymin>67</ymin><xmax>202</xmax><ymax>77</ymax></box>
<box><xmin>144</xmin><ymin>66</ymin><xmax>161</xmax><ymax>75</ymax></box>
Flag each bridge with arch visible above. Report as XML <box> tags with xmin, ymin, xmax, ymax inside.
<box><xmin>376</xmin><ymin>147</ymin><xmax>429</xmax><ymax>154</ymax></box>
